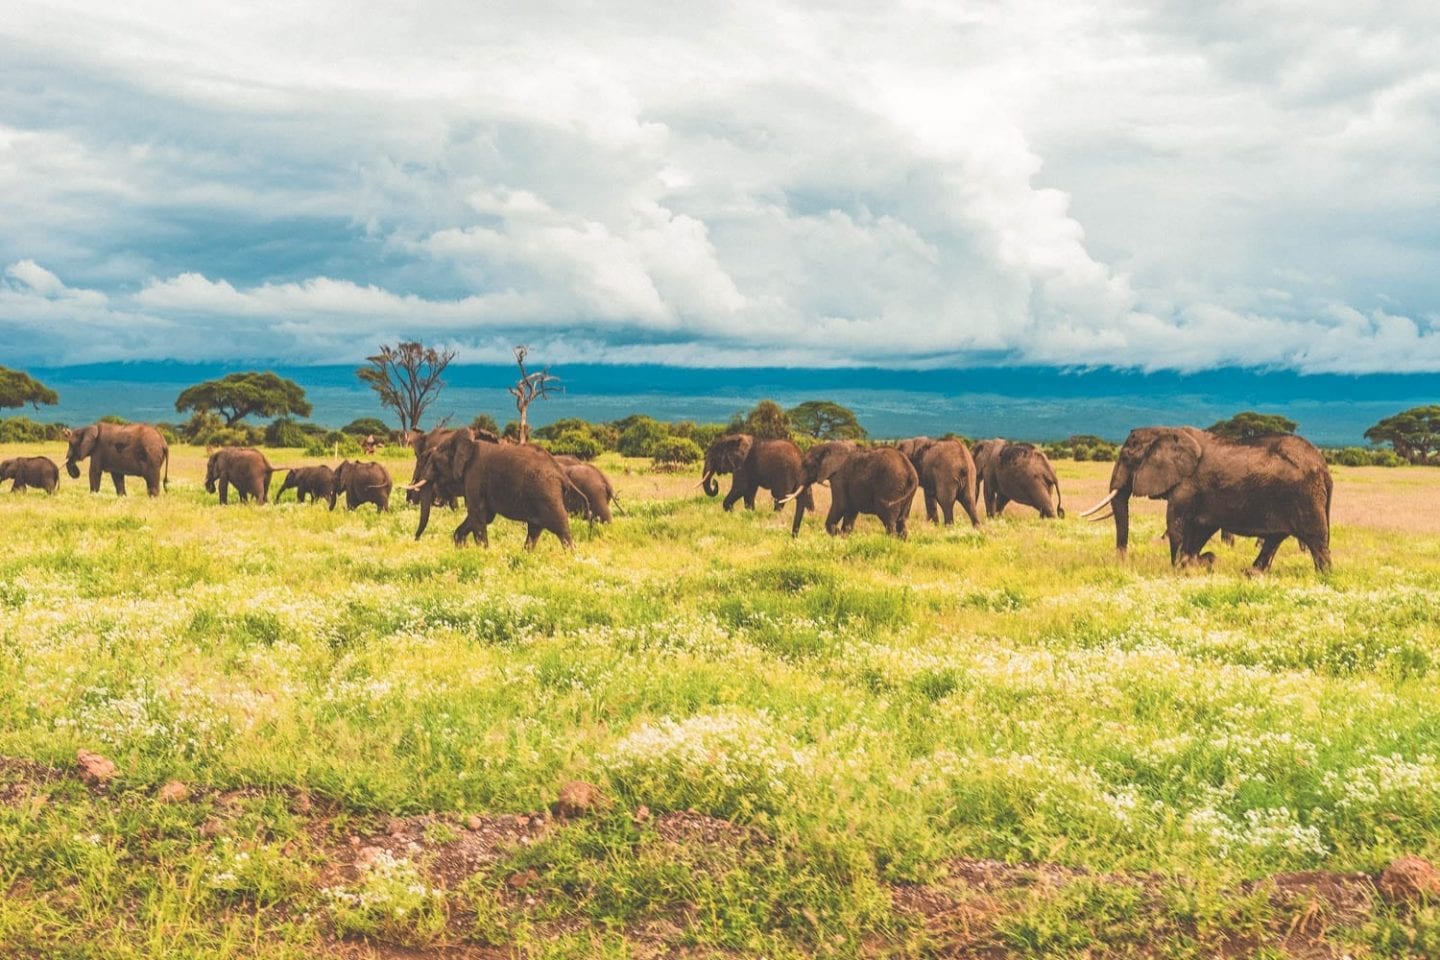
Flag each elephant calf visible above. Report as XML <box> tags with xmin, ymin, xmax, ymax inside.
<box><xmin>0</xmin><ymin>456</ymin><xmax>59</xmax><ymax>494</ymax></box>
<box><xmin>275</xmin><ymin>465</ymin><xmax>337</xmax><ymax>508</ymax></box>
<box><xmin>206</xmin><ymin>448</ymin><xmax>279</xmax><ymax>504</ymax></box>
<box><xmin>896</xmin><ymin>437</ymin><xmax>983</xmax><ymax>528</ymax></box>
<box><xmin>972</xmin><ymin>439</ymin><xmax>1065</xmax><ymax>519</ymax></box>
<box><xmin>787</xmin><ymin>441</ymin><xmax>918</xmax><ymax>538</ymax></box>
<box><xmin>335</xmin><ymin>460</ymin><xmax>392</xmax><ymax>512</ymax></box>
<box><xmin>554</xmin><ymin>456</ymin><xmax>616</xmax><ymax>522</ymax></box>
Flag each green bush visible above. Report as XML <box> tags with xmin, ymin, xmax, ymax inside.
<box><xmin>618</xmin><ymin>417</ymin><xmax>670</xmax><ymax>457</ymax></box>
<box><xmin>202</xmin><ymin>426</ymin><xmax>263</xmax><ymax>448</ymax></box>
<box><xmin>99</xmin><ymin>414</ymin><xmax>129</xmax><ymax>425</ymax></box>
<box><xmin>0</xmin><ymin>417</ymin><xmax>51</xmax><ymax>442</ymax></box>
<box><xmin>305</xmin><ymin>433</ymin><xmax>362</xmax><ymax>457</ymax></box>
<box><xmin>153</xmin><ymin>423</ymin><xmax>180</xmax><ymax>445</ymax></box>
<box><xmin>543</xmin><ymin>429</ymin><xmax>604</xmax><ymax>460</ymax></box>
<box><xmin>1326</xmin><ymin>447</ymin><xmax>1405</xmax><ymax>467</ymax></box>
<box><xmin>652</xmin><ymin>436</ymin><xmax>703</xmax><ymax>466</ymax></box>
<box><xmin>341</xmin><ymin>417</ymin><xmax>390</xmax><ymax>437</ymax></box>
<box><xmin>264</xmin><ymin>417</ymin><xmax>314</xmax><ymax>448</ymax></box>
<box><xmin>470</xmin><ymin>413</ymin><xmax>499</xmax><ymax>435</ymax></box>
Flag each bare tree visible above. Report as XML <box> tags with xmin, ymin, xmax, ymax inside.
<box><xmin>507</xmin><ymin>346</ymin><xmax>562</xmax><ymax>443</ymax></box>
<box><xmin>357</xmin><ymin>342</ymin><xmax>458</xmax><ymax>436</ymax></box>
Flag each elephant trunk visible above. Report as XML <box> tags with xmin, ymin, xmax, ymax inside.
<box><xmin>790</xmin><ymin>485</ymin><xmax>811</xmax><ymax>537</ymax></box>
<box><xmin>701</xmin><ymin>470</ymin><xmax>718</xmax><ymax>497</ymax></box>
<box><xmin>65</xmin><ymin>459</ymin><xmax>81</xmax><ymax>479</ymax></box>
<box><xmin>414</xmin><ymin>488</ymin><xmax>433</xmax><ymax>540</ymax></box>
<box><xmin>1113</xmin><ymin>490</ymin><xmax>1131</xmax><ymax>558</ymax></box>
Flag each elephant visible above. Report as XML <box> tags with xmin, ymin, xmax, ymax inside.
<box><xmin>896</xmin><ymin>437</ymin><xmax>982</xmax><ymax>528</ymax></box>
<box><xmin>0</xmin><ymin>456</ymin><xmax>59</xmax><ymax>494</ymax></box>
<box><xmin>699</xmin><ymin>434</ymin><xmax>809</xmax><ymax>512</ymax></box>
<box><xmin>275</xmin><ymin>465</ymin><xmax>337</xmax><ymax>508</ymax></box>
<box><xmin>205</xmin><ymin>448</ymin><xmax>278</xmax><ymax>504</ymax></box>
<box><xmin>407</xmin><ymin>428</ymin><xmax>584</xmax><ymax>549</ymax></box>
<box><xmin>408</xmin><ymin>427</ymin><xmax>465</xmax><ymax>539</ymax></box>
<box><xmin>972</xmin><ymin>439</ymin><xmax>1064</xmax><ymax>519</ymax></box>
<box><xmin>554</xmin><ymin>456</ymin><xmax>618</xmax><ymax>523</ymax></box>
<box><xmin>1078</xmin><ymin>426</ymin><xmax>1332</xmax><ymax>574</ymax></box>
<box><xmin>785</xmin><ymin>442</ymin><xmax>918</xmax><ymax>538</ymax></box>
<box><xmin>334</xmin><ymin>460</ymin><xmax>392</xmax><ymax>512</ymax></box>
<box><xmin>63</xmin><ymin>422</ymin><xmax>169</xmax><ymax>496</ymax></box>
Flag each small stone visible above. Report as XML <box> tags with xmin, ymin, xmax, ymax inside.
<box><xmin>507</xmin><ymin>868</ymin><xmax>539</xmax><ymax>890</ymax></box>
<box><xmin>552</xmin><ymin>780</ymin><xmax>605</xmax><ymax>818</ymax></box>
<box><xmin>467</xmin><ymin>815</ymin><xmax>485</xmax><ymax>831</ymax></box>
<box><xmin>158</xmin><ymin>781</ymin><xmax>189</xmax><ymax>803</ymax></box>
<box><xmin>76</xmin><ymin>750</ymin><xmax>117</xmax><ymax>784</ymax></box>
<box><xmin>633</xmin><ymin>805</ymin><xmax>651</xmax><ymax>824</ymax></box>
<box><xmin>1378</xmin><ymin>856</ymin><xmax>1440</xmax><ymax>904</ymax></box>
<box><xmin>199</xmin><ymin>818</ymin><xmax>225</xmax><ymax>838</ymax></box>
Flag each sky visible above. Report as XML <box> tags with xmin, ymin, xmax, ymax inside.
<box><xmin>1</xmin><ymin>0</ymin><xmax>1437</xmax><ymax>373</ymax></box>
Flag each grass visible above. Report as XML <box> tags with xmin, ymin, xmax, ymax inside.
<box><xmin>2</xmin><ymin>442</ymin><xmax>1440</xmax><ymax>956</ymax></box>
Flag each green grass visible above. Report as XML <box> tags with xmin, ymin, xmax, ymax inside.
<box><xmin>2</xmin><ymin>444</ymin><xmax>1439</xmax><ymax>956</ymax></box>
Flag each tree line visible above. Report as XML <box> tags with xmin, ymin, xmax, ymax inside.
<box><xmin>0</xmin><ymin>360</ymin><xmax>1429</xmax><ymax>467</ymax></box>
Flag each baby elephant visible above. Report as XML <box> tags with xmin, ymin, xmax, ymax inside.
<box><xmin>275</xmin><ymin>465</ymin><xmax>337</xmax><ymax>508</ymax></box>
<box><xmin>0</xmin><ymin>456</ymin><xmax>60</xmax><ymax>494</ymax></box>
<box><xmin>334</xmin><ymin>460</ymin><xmax>392</xmax><ymax>512</ymax></box>
<box><xmin>206</xmin><ymin>447</ymin><xmax>279</xmax><ymax>504</ymax></box>
<box><xmin>554</xmin><ymin>456</ymin><xmax>616</xmax><ymax>522</ymax></box>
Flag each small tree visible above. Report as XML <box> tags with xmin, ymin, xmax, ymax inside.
<box><xmin>507</xmin><ymin>346</ymin><xmax>561</xmax><ymax>444</ymax></box>
<box><xmin>341</xmin><ymin>417</ymin><xmax>391</xmax><ymax>437</ymax></box>
<box><xmin>1365</xmin><ymin>406</ymin><xmax>1440</xmax><ymax>465</ymax></box>
<box><xmin>175</xmin><ymin>372</ymin><xmax>311</xmax><ymax>426</ymax></box>
<box><xmin>618</xmin><ymin>417</ymin><xmax>670</xmax><ymax>457</ymax></box>
<box><xmin>357</xmin><ymin>342</ymin><xmax>457</xmax><ymax>436</ymax></box>
<box><xmin>0</xmin><ymin>366</ymin><xmax>59</xmax><ymax>410</ymax></box>
<box><xmin>471</xmin><ymin>413</ymin><xmax>500</xmax><ymax>435</ymax></box>
<box><xmin>788</xmin><ymin>400</ymin><xmax>866</xmax><ymax>441</ymax></box>
<box><xmin>1208</xmin><ymin>411</ymin><xmax>1298</xmax><ymax>441</ymax></box>
<box><xmin>740</xmin><ymin>400</ymin><xmax>791</xmax><ymax>440</ymax></box>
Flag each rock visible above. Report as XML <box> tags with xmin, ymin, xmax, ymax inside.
<box><xmin>552</xmin><ymin>780</ymin><xmax>605</xmax><ymax>818</ymax></box>
<box><xmin>467</xmin><ymin>815</ymin><xmax>485</xmax><ymax>831</ymax></box>
<box><xmin>76</xmin><ymin>750</ymin><xmax>116</xmax><ymax>784</ymax></box>
<box><xmin>158</xmin><ymin>781</ymin><xmax>189</xmax><ymax>803</ymax></box>
<box><xmin>1378</xmin><ymin>856</ymin><xmax>1440</xmax><ymax>904</ymax></box>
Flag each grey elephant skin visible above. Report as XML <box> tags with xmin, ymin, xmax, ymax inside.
<box><xmin>896</xmin><ymin>437</ymin><xmax>983</xmax><ymax>528</ymax></box>
<box><xmin>0</xmin><ymin>456</ymin><xmax>60</xmax><ymax>494</ymax></box>
<box><xmin>205</xmin><ymin>448</ymin><xmax>278</xmax><ymax>504</ymax></box>
<box><xmin>972</xmin><ymin>439</ymin><xmax>1064</xmax><ymax>519</ymax></box>
<box><xmin>700</xmin><ymin>434</ymin><xmax>808</xmax><ymax>512</ymax></box>
<box><xmin>411</xmin><ymin>429</ymin><xmax>582</xmax><ymax>549</ymax></box>
<box><xmin>789</xmin><ymin>441</ymin><xmax>918</xmax><ymax>538</ymax></box>
<box><xmin>408</xmin><ymin>427</ymin><xmax>464</xmax><ymax>539</ymax></box>
<box><xmin>1081</xmin><ymin>427</ymin><xmax>1332</xmax><ymax>573</ymax></box>
<box><xmin>554</xmin><ymin>456</ymin><xmax>617</xmax><ymax>523</ymax></box>
<box><xmin>64</xmin><ymin>423</ymin><xmax>169</xmax><ymax>496</ymax></box>
<box><xmin>275</xmin><ymin>465</ymin><xmax>337</xmax><ymax>508</ymax></box>
<box><xmin>335</xmin><ymin>460</ymin><xmax>392</xmax><ymax>512</ymax></box>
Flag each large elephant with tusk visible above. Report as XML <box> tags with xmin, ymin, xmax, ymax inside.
<box><xmin>698</xmin><ymin>434</ymin><xmax>809</xmax><ymax>512</ymax></box>
<box><xmin>1078</xmin><ymin>427</ymin><xmax>1332</xmax><ymax>574</ymax></box>
<box><xmin>407</xmin><ymin>426</ymin><xmax>465</xmax><ymax>539</ymax></box>
<box><xmin>784</xmin><ymin>441</ymin><xmax>918</xmax><ymax>538</ymax></box>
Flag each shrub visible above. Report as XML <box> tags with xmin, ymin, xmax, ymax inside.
<box><xmin>99</xmin><ymin>414</ymin><xmax>129</xmax><ymax>425</ymax></box>
<box><xmin>618</xmin><ymin>417</ymin><xmax>670</xmax><ymax>457</ymax></box>
<box><xmin>0</xmin><ymin>417</ymin><xmax>50</xmax><ymax>442</ymax></box>
<box><xmin>153</xmin><ymin>422</ymin><xmax>181</xmax><ymax>445</ymax></box>
<box><xmin>202</xmin><ymin>426</ymin><xmax>263</xmax><ymax>448</ymax></box>
<box><xmin>340</xmin><ymin>417</ymin><xmax>390</xmax><ymax>437</ymax></box>
<box><xmin>652</xmin><ymin>436</ymin><xmax>703</xmax><ymax>466</ymax></box>
<box><xmin>264</xmin><ymin>417</ymin><xmax>313</xmax><ymax>448</ymax></box>
<box><xmin>305</xmin><ymin>433</ymin><xmax>362</xmax><ymax>457</ymax></box>
<box><xmin>470</xmin><ymin>413</ymin><xmax>499</xmax><ymax>435</ymax></box>
<box><xmin>1326</xmin><ymin>447</ymin><xmax>1405</xmax><ymax>467</ymax></box>
<box><xmin>543</xmin><ymin>429</ymin><xmax>603</xmax><ymax>460</ymax></box>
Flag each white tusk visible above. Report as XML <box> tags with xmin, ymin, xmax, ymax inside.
<box><xmin>1078</xmin><ymin>489</ymin><xmax>1118</xmax><ymax>518</ymax></box>
<box><xmin>1089</xmin><ymin>511</ymin><xmax>1113</xmax><ymax>523</ymax></box>
<box><xmin>404</xmin><ymin>479</ymin><xmax>428</xmax><ymax>491</ymax></box>
<box><xmin>776</xmin><ymin>488</ymin><xmax>803</xmax><ymax>505</ymax></box>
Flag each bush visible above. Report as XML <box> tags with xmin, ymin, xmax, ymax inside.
<box><xmin>153</xmin><ymin>423</ymin><xmax>180</xmax><ymax>445</ymax></box>
<box><xmin>99</xmin><ymin>414</ymin><xmax>129</xmax><ymax>425</ymax></box>
<box><xmin>341</xmin><ymin>417</ymin><xmax>390</xmax><ymax>437</ymax></box>
<box><xmin>542</xmin><ymin>429</ymin><xmax>603</xmax><ymax>460</ymax></box>
<box><xmin>652</xmin><ymin>436</ymin><xmax>703</xmax><ymax>466</ymax></box>
<box><xmin>470</xmin><ymin>414</ymin><xmax>499</xmax><ymax>435</ymax></box>
<box><xmin>1326</xmin><ymin>447</ymin><xmax>1405</xmax><ymax>467</ymax></box>
<box><xmin>202</xmin><ymin>426</ymin><xmax>263</xmax><ymax>448</ymax></box>
<box><xmin>264</xmin><ymin>417</ymin><xmax>313</xmax><ymax>448</ymax></box>
<box><xmin>618</xmin><ymin>417</ymin><xmax>670</xmax><ymax>457</ymax></box>
<box><xmin>0</xmin><ymin>417</ymin><xmax>51</xmax><ymax>443</ymax></box>
<box><xmin>305</xmin><ymin>433</ymin><xmax>363</xmax><ymax>458</ymax></box>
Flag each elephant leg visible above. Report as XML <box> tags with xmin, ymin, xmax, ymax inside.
<box><xmin>842</xmin><ymin>511</ymin><xmax>858</xmax><ymax>534</ymax></box>
<box><xmin>994</xmin><ymin>494</ymin><xmax>1010</xmax><ymax>516</ymax></box>
<box><xmin>147</xmin><ymin>471</ymin><xmax>161</xmax><ymax>497</ymax></box>
<box><xmin>722</xmin><ymin>480</ymin><xmax>742</xmax><ymax>512</ymax></box>
<box><xmin>923</xmin><ymin>488</ymin><xmax>938</xmax><ymax>523</ymax></box>
<box><xmin>1248</xmin><ymin>535</ymin><xmax>1287</xmax><ymax>575</ymax></box>
<box><xmin>89</xmin><ymin>462</ymin><xmax>103</xmax><ymax>493</ymax></box>
<box><xmin>825</xmin><ymin>502</ymin><xmax>844</xmax><ymax>536</ymax></box>
<box><xmin>219</xmin><ymin>479</ymin><xmax>230</xmax><ymax>505</ymax></box>
<box><xmin>958</xmin><ymin>483</ymin><xmax>982</xmax><ymax>528</ymax></box>
<box><xmin>1303</xmin><ymin>536</ymin><xmax>1332</xmax><ymax>573</ymax></box>
<box><xmin>1181</xmin><ymin>522</ymin><xmax>1220</xmax><ymax>569</ymax></box>
<box><xmin>524</xmin><ymin>522</ymin><xmax>543</xmax><ymax>550</ymax></box>
<box><xmin>111</xmin><ymin>472</ymin><xmax>127</xmax><ymax>495</ymax></box>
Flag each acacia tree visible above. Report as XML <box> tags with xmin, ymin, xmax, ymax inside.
<box><xmin>356</xmin><ymin>342</ymin><xmax>457</xmax><ymax>436</ymax></box>
<box><xmin>0</xmin><ymin>366</ymin><xmax>59</xmax><ymax>410</ymax></box>
<box><xmin>1365</xmin><ymin>406</ymin><xmax>1440</xmax><ymax>464</ymax></box>
<box><xmin>507</xmin><ymin>346</ymin><xmax>561</xmax><ymax>444</ymax></box>
<box><xmin>174</xmin><ymin>372</ymin><xmax>311</xmax><ymax>426</ymax></box>
<box><xmin>729</xmin><ymin>400</ymin><xmax>791</xmax><ymax>440</ymax></box>
<box><xmin>788</xmin><ymin>400</ymin><xmax>866</xmax><ymax>441</ymax></box>
<box><xmin>1207</xmin><ymin>411</ymin><xmax>1298</xmax><ymax>440</ymax></box>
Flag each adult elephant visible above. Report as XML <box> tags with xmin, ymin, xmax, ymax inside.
<box><xmin>407</xmin><ymin>428</ymin><xmax>583</xmax><ymax>549</ymax></box>
<box><xmin>275</xmin><ymin>465</ymin><xmax>337</xmax><ymax>507</ymax></box>
<box><xmin>1078</xmin><ymin>427</ymin><xmax>1332</xmax><ymax>574</ymax></box>
<box><xmin>0</xmin><ymin>456</ymin><xmax>59</xmax><ymax>494</ymax></box>
<box><xmin>554</xmin><ymin>456</ymin><xmax>618</xmax><ymax>523</ymax></box>
<box><xmin>335</xmin><ymin>460</ymin><xmax>392</xmax><ymax>512</ymax></box>
<box><xmin>699</xmin><ymin>434</ymin><xmax>809</xmax><ymax>512</ymax></box>
<box><xmin>972</xmin><ymin>439</ymin><xmax>1064</xmax><ymax>519</ymax></box>
<box><xmin>408</xmin><ymin>427</ymin><xmax>464</xmax><ymax>539</ymax></box>
<box><xmin>63</xmin><ymin>422</ymin><xmax>169</xmax><ymax>496</ymax></box>
<box><xmin>205</xmin><ymin>448</ymin><xmax>278</xmax><ymax>504</ymax></box>
<box><xmin>896</xmin><ymin>437</ymin><xmax>982</xmax><ymax>528</ymax></box>
<box><xmin>785</xmin><ymin>441</ymin><xmax>917</xmax><ymax>538</ymax></box>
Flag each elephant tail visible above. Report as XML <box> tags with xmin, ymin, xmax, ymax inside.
<box><xmin>163</xmin><ymin>447</ymin><xmax>170</xmax><ymax>491</ymax></box>
<box><xmin>1052</xmin><ymin>474</ymin><xmax>1065</xmax><ymax>519</ymax></box>
<box><xmin>561</xmin><ymin>473</ymin><xmax>593</xmax><ymax>521</ymax></box>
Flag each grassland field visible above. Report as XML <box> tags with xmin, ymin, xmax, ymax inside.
<box><xmin>2</xmin><ymin>441</ymin><xmax>1440</xmax><ymax>958</ymax></box>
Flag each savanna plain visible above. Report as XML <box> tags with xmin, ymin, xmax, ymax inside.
<box><xmin>2</xmin><ymin>443</ymin><xmax>1440</xmax><ymax>959</ymax></box>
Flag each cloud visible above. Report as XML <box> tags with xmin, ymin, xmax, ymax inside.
<box><xmin>0</xmin><ymin>1</ymin><xmax>1437</xmax><ymax>371</ymax></box>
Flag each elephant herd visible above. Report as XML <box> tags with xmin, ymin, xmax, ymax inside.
<box><xmin>2</xmin><ymin>419</ymin><xmax>1334</xmax><ymax>573</ymax></box>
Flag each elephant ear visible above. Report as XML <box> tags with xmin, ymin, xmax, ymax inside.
<box><xmin>715</xmin><ymin>435</ymin><xmax>753</xmax><ymax>472</ymax></box>
<box><xmin>1132</xmin><ymin>430</ymin><xmax>1202</xmax><ymax>497</ymax></box>
<box><xmin>77</xmin><ymin>425</ymin><xmax>101</xmax><ymax>460</ymax></box>
<box><xmin>447</xmin><ymin>432</ymin><xmax>477</xmax><ymax>484</ymax></box>
<box><xmin>810</xmin><ymin>443</ymin><xmax>852</xmax><ymax>484</ymax></box>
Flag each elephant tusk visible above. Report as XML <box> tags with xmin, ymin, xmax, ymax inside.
<box><xmin>1089</xmin><ymin>510</ymin><xmax>1114</xmax><ymax>523</ymax></box>
<box><xmin>404</xmin><ymin>479</ymin><xmax>428</xmax><ymax>491</ymax></box>
<box><xmin>1078</xmin><ymin>489</ymin><xmax>1119</xmax><ymax>518</ymax></box>
<box><xmin>776</xmin><ymin>487</ymin><xmax>806</xmax><ymax>506</ymax></box>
